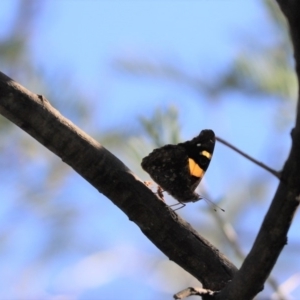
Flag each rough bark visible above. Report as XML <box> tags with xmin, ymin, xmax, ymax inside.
<box><xmin>0</xmin><ymin>1</ymin><xmax>299</xmax><ymax>298</ymax></box>
<box><xmin>216</xmin><ymin>1</ymin><xmax>300</xmax><ymax>299</ymax></box>
<box><xmin>0</xmin><ymin>71</ymin><xmax>236</xmax><ymax>292</ymax></box>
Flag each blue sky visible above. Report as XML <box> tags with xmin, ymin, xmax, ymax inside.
<box><xmin>1</xmin><ymin>1</ymin><xmax>299</xmax><ymax>299</ymax></box>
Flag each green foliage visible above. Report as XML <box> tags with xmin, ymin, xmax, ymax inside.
<box><xmin>139</xmin><ymin>106</ymin><xmax>181</xmax><ymax>147</ymax></box>
<box><xmin>0</xmin><ymin>0</ymin><xmax>297</xmax><ymax>299</ymax></box>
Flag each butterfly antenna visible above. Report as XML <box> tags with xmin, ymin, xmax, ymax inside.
<box><xmin>201</xmin><ymin>196</ymin><xmax>225</xmax><ymax>212</ymax></box>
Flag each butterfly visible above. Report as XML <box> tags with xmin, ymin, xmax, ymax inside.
<box><xmin>141</xmin><ymin>129</ymin><xmax>215</xmax><ymax>205</ymax></box>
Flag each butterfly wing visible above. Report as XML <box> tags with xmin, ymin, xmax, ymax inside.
<box><xmin>141</xmin><ymin>129</ymin><xmax>215</xmax><ymax>203</ymax></box>
<box><xmin>141</xmin><ymin>144</ymin><xmax>199</xmax><ymax>202</ymax></box>
<box><xmin>180</xmin><ymin>129</ymin><xmax>215</xmax><ymax>191</ymax></box>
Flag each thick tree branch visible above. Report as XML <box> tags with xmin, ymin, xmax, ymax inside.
<box><xmin>216</xmin><ymin>1</ymin><xmax>300</xmax><ymax>299</ymax></box>
<box><xmin>276</xmin><ymin>0</ymin><xmax>300</xmax><ymax>121</ymax></box>
<box><xmin>0</xmin><ymin>71</ymin><xmax>237</xmax><ymax>291</ymax></box>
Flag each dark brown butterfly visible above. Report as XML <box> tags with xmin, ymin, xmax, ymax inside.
<box><xmin>141</xmin><ymin>129</ymin><xmax>215</xmax><ymax>205</ymax></box>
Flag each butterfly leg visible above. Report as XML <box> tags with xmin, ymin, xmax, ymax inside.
<box><xmin>156</xmin><ymin>186</ymin><xmax>165</xmax><ymax>201</ymax></box>
<box><xmin>169</xmin><ymin>202</ymin><xmax>186</xmax><ymax>211</ymax></box>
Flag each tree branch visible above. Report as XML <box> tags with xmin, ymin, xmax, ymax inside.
<box><xmin>174</xmin><ymin>287</ymin><xmax>219</xmax><ymax>299</ymax></box>
<box><xmin>0</xmin><ymin>71</ymin><xmax>237</xmax><ymax>291</ymax></box>
<box><xmin>216</xmin><ymin>1</ymin><xmax>300</xmax><ymax>299</ymax></box>
<box><xmin>215</xmin><ymin>136</ymin><xmax>281</xmax><ymax>178</ymax></box>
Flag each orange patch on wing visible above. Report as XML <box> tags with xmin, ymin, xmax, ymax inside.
<box><xmin>201</xmin><ymin>150</ymin><xmax>212</xmax><ymax>159</ymax></box>
<box><xmin>188</xmin><ymin>158</ymin><xmax>204</xmax><ymax>178</ymax></box>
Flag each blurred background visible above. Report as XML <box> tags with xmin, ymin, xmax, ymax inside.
<box><xmin>0</xmin><ymin>0</ymin><xmax>299</xmax><ymax>299</ymax></box>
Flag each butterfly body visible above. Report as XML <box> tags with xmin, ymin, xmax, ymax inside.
<box><xmin>141</xmin><ymin>129</ymin><xmax>215</xmax><ymax>203</ymax></box>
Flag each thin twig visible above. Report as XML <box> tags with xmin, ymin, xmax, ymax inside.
<box><xmin>216</xmin><ymin>136</ymin><xmax>281</xmax><ymax>179</ymax></box>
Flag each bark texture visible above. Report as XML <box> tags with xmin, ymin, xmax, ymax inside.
<box><xmin>0</xmin><ymin>72</ymin><xmax>236</xmax><ymax>292</ymax></box>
